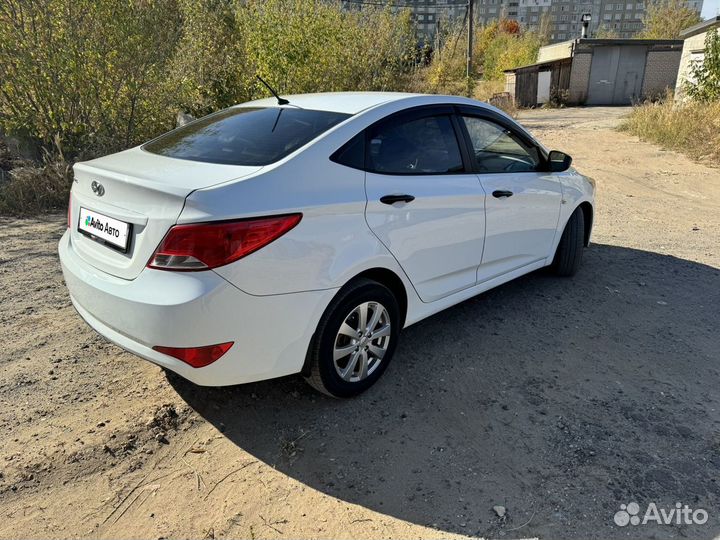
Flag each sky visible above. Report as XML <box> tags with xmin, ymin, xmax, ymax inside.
<box><xmin>702</xmin><ymin>0</ymin><xmax>720</xmax><ymax>19</ymax></box>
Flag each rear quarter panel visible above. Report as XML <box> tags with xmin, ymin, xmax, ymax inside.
<box><xmin>181</xmin><ymin>150</ymin><xmax>412</xmax><ymax>297</ymax></box>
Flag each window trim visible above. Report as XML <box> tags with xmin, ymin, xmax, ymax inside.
<box><xmin>331</xmin><ymin>105</ymin><xmax>474</xmax><ymax>176</ymax></box>
<box><xmin>330</xmin><ymin>104</ymin><xmax>550</xmax><ymax>175</ymax></box>
<box><xmin>454</xmin><ymin>105</ymin><xmax>550</xmax><ymax>174</ymax></box>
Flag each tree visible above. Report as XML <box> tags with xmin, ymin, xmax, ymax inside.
<box><xmin>169</xmin><ymin>0</ymin><xmax>251</xmax><ymax>117</ymax></box>
<box><xmin>641</xmin><ymin>0</ymin><xmax>702</xmax><ymax>39</ymax></box>
<box><xmin>0</xmin><ymin>0</ymin><xmax>181</xmax><ymax>158</ymax></box>
<box><xmin>499</xmin><ymin>19</ymin><xmax>521</xmax><ymax>35</ymax></box>
<box><xmin>595</xmin><ymin>25</ymin><xmax>620</xmax><ymax>39</ymax></box>
<box><xmin>685</xmin><ymin>29</ymin><xmax>720</xmax><ymax>101</ymax></box>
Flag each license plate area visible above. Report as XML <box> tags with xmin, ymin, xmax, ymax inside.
<box><xmin>77</xmin><ymin>207</ymin><xmax>132</xmax><ymax>253</ymax></box>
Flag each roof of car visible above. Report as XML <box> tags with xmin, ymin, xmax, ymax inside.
<box><xmin>242</xmin><ymin>92</ymin><xmax>436</xmax><ymax>115</ymax></box>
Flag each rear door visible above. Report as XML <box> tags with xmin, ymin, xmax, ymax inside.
<box><xmin>364</xmin><ymin>107</ymin><xmax>486</xmax><ymax>303</ymax></box>
<box><xmin>457</xmin><ymin>110</ymin><xmax>562</xmax><ymax>283</ymax></box>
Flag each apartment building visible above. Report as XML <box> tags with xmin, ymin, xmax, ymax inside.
<box><xmin>408</xmin><ymin>0</ymin><xmax>468</xmax><ymax>38</ymax></box>
<box><xmin>343</xmin><ymin>0</ymin><xmax>704</xmax><ymax>44</ymax></box>
<box><xmin>477</xmin><ymin>0</ymin><xmax>703</xmax><ymax>41</ymax></box>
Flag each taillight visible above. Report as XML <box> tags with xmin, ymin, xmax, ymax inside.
<box><xmin>148</xmin><ymin>213</ymin><xmax>302</xmax><ymax>271</ymax></box>
<box><xmin>152</xmin><ymin>342</ymin><xmax>233</xmax><ymax>368</ymax></box>
<box><xmin>67</xmin><ymin>192</ymin><xmax>72</xmax><ymax>229</ymax></box>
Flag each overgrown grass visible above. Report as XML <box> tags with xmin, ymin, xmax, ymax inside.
<box><xmin>0</xmin><ymin>159</ymin><xmax>72</xmax><ymax>216</ymax></box>
<box><xmin>620</xmin><ymin>99</ymin><xmax>720</xmax><ymax>166</ymax></box>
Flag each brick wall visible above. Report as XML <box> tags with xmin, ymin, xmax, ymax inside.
<box><xmin>568</xmin><ymin>53</ymin><xmax>592</xmax><ymax>104</ymax></box>
<box><xmin>641</xmin><ymin>50</ymin><xmax>682</xmax><ymax>100</ymax></box>
<box><xmin>674</xmin><ymin>32</ymin><xmax>710</xmax><ymax>101</ymax></box>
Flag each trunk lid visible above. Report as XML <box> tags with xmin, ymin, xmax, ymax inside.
<box><xmin>69</xmin><ymin>146</ymin><xmax>262</xmax><ymax>280</ymax></box>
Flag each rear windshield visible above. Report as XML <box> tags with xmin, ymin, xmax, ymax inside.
<box><xmin>143</xmin><ymin>107</ymin><xmax>351</xmax><ymax>166</ymax></box>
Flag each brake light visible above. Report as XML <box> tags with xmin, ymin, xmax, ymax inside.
<box><xmin>148</xmin><ymin>214</ymin><xmax>302</xmax><ymax>271</ymax></box>
<box><xmin>67</xmin><ymin>193</ymin><xmax>72</xmax><ymax>229</ymax></box>
<box><xmin>152</xmin><ymin>342</ymin><xmax>234</xmax><ymax>368</ymax></box>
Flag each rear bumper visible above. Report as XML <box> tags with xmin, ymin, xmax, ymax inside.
<box><xmin>58</xmin><ymin>230</ymin><xmax>336</xmax><ymax>386</ymax></box>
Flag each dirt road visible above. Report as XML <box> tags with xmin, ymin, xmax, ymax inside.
<box><xmin>1</xmin><ymin>107</ymin><xmax>719</xmax><ymax>540</ymax></box>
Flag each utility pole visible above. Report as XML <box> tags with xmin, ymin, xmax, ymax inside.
<box><xmin>466</xmin><ymin>0</ymin><xmax>474</xmax><ymax>79</ymax></box>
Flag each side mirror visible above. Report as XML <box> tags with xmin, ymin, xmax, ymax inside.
<box><xmin>548</xmin><ymin>150</ymin><xmax>572</xmax><ymax>172</ymax></box>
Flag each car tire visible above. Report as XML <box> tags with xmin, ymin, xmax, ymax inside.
<box><xmin>551</xmin><ymin>207</ymin><xmax>585</xmax><ymax>277</ymax></box>
<box><xmin>305</xmin><ymin>278</ymin><xmax>400</xmax><ymax>398</ymax></box>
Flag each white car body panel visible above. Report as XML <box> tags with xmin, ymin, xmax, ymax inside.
<box><xmin>60</xmin><ymin>232</ymin><xmax>337</xmax><ymax>385</ymax></box>
<box><xmin>59</xmin><ymin>92</ymin><xmax>595</xmax><ymax>386</ymax></box>
<box><xmin>365</xmin><ymin>171</ymin><xmax>486</xmax><ymax>302</ymax></box>
<box><xmin>476</xmin><ymin>171</ymin><xmax>563</xmax><ymax>282</ymax></box>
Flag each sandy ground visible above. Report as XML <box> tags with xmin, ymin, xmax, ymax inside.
<box><xmin>1</xmin><ymin>107</ymin><xmax>719</xmax><ymax>540</ymax></box>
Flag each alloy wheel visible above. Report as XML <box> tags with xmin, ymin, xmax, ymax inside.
<box><xmin>332</xmin><ymin>301</ymin><xmax>391</xmax><ymax>382</ymax></box>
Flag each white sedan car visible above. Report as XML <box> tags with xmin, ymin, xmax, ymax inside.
<box><xmin>59</xmin><ymin>92</ymin><xmax>594</xmax><ymax>397</ymax></box>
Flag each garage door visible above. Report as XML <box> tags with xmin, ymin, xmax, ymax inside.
<box><xmin>587</xmin><ymin>46</ymin><xmax>647</xmax><ymax>105</ymax></box>
<box><xmin>536</xmin><ymin>70</ymin><xmax>551</xmax><ymax>105</ymax></box>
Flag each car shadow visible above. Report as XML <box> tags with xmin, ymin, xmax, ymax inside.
<box><xmin>168</xmin><ymin>243</ymin><xmax>720</xmax><ymax>540</ymax></box>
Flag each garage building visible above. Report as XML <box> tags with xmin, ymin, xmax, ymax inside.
<box><xmin>505</xmin><ymin>38</ymin><xmax>683</xmax><ymax>107</ymax></box>
<box><xmin>674</xmin><ymin>15</ymin><xmax>720</xmax><ymax>101</ymax></box>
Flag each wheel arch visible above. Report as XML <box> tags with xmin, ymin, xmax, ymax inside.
<box><xmin>578</xmin><ymin>201</ymin><xmax>593</xmax><ymax>246</ymax></box>
<box><xmin>300</xmin><ymin>267</ymin><xmax>409</xmax><ymax>376</ymax></box>
<box><xmin>351</xmin><ymin>267</ymin><xmax>408</xmax><ymax>328</ymax></box>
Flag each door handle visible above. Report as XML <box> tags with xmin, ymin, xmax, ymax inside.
<box><xmin>492</xmin><ymin>190</ymin><xmax>514</xmax><ymax>198</ymax></box>
<box><xmin>380</xmin><ymin>194</ymin><xmax>415</xmax><ymax>205</ymax></box>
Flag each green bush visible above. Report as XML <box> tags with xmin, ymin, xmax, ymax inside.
<box><xmin>170</xmin><ymin>0</ymin><xmax>251</xmax><ymax>117</ymax></box>
<box><xmin>0</xmin><ymin>0</ymin><xmax>417</xmax><ymax>165</ymax></box>
<box><xmin>0</xmin><ymin>0</ymin><xmax>181</xmax><ymax>159</ymax></box>
<box><xmin>241</xmin><ymin>0</ymin><xmax>416</xmax><ymax>96</ymax></box>
<box><xmin>685</xmin><ymin>29</ymin><xmax>720</xmax><ymax>102</ymax></box>
<box><xmin>479</xmin><ymin>26</ymin><xmax>544</xmax><ymax>82</ymax></box>
<box><xmin>416</xmin><ymin>19</ymin><xmax>543</xmax><ymax>96</ymax></box>
<box><xmin>0</xmin><ymin>1</ymin><xmax>544</xmax><ymax>215</ymax></box>
<box><xmin>0</xmin><ymin>0</ymin><xmax>424</xmax><ymax>215</ymax></box>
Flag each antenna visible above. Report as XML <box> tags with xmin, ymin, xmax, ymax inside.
<box><xmin>256</xmin><ymin>75</ymin><xmax>289</xmax><ymax>106</ymax></box>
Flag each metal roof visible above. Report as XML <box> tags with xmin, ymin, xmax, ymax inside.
<box><xmin>680</xmin><ymin>16</ymin><xmax>720</xmax><ymax>39</ymax></box>
<box><xmin>504</xmin><ymin>38</ymin><xmax>683</xmax><ymax>74</ymax></box>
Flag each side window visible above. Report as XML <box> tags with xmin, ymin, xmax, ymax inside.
<box><xmin>462</xmin><ymin>116</ymin><xmax>541</xmax><ymax>173</ymax></box>
<box><xmin>367</xmin><ymin>115</ymin><xmax>464</xmax><ymax>175</ymax></box>
<box><xmin>331</xmin><ymin>132</ymin><xmax>365</xmax><ymax>169</ymax></box>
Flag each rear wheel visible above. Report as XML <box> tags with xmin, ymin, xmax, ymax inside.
<box><xmin>551</xmin><ymin>206</ymin><xmax>585</xmax><ymax>277</ymax></box>
<box><xmin>305</xmin><ymin>278</ymin><xmax>400</xmax><ymax>398</ymax></box>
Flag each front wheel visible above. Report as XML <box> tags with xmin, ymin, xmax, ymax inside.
<box><xmin>551</xmin><ymin>206</ymin><xmax>585</xmax><ymax>277</ymax></box>
<box><xmin>305</xmin><ymin>278</ymin><xmax>400</xmax><ymax>398</ymax></box>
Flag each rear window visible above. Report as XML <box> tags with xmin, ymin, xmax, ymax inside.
<box><xmin>143</xmin><ymin>107</ymin><xmax>351</xmax><ymax>166</ymax></box>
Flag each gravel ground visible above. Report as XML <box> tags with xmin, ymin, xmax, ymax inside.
<box><xmin>1</xmin><ymin>106</ymin><xmax>719</xmax><ymax>540</ymax></box>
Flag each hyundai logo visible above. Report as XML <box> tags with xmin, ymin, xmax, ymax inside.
<box><xmin>91</xmin><ymin>180</ymin><xmax>105</xmax><ymax>197</ymax></box>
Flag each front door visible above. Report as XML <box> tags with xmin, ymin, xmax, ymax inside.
<box><xmin>364</xmin><ymin>110</ymin><xmax>486</xmax><ymax>303</ymax></box>
<box><xmin>459</xmin><ymin>114</ymin><xmax>562</xmax><ymax>283</ymax></box>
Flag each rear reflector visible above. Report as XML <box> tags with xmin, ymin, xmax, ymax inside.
<box><xmin>148</xmin><ymin>213</ymin><xmax>302</xmax><ymax>271</ymax></box>
<box><xmin>152</xmin><ymin>342</ymin><xmax>234</xmax><ymax>368</ymax></box>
